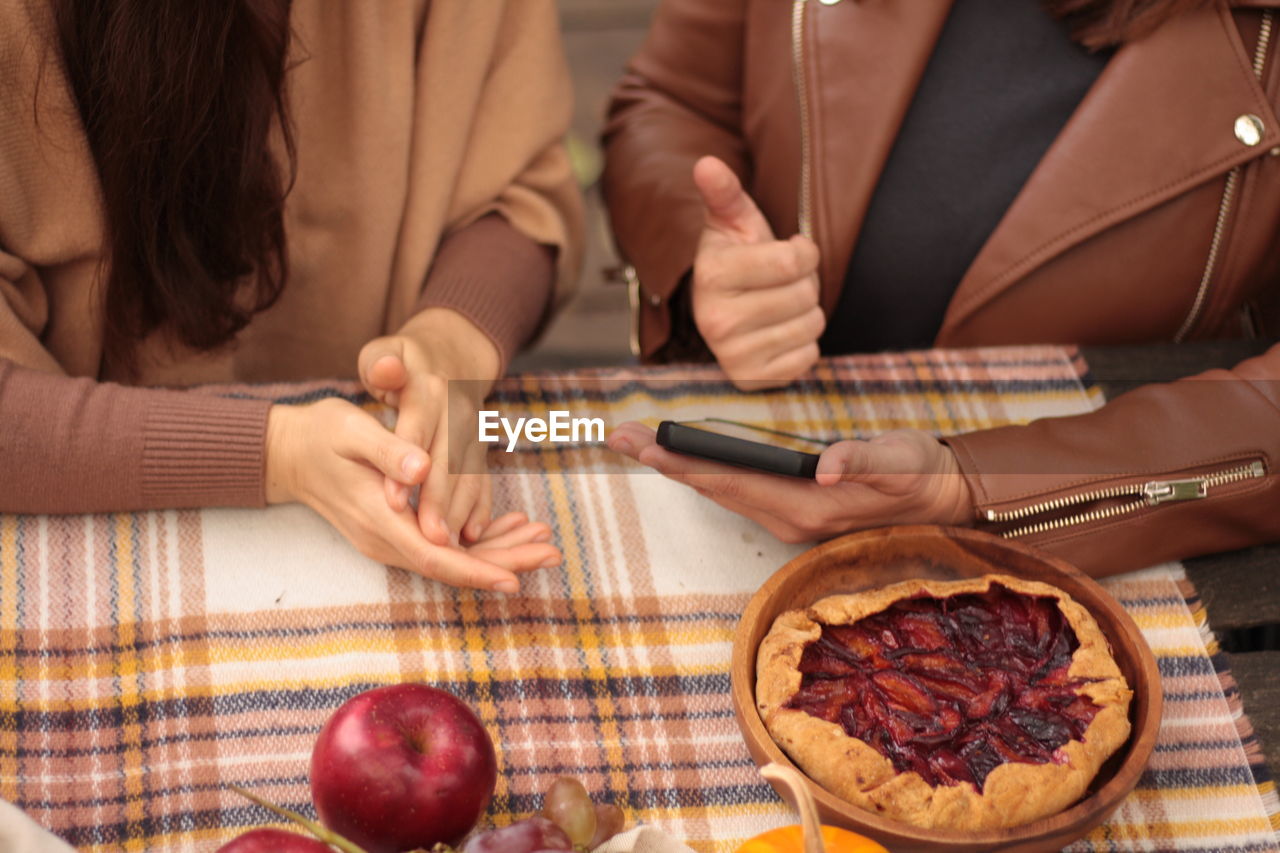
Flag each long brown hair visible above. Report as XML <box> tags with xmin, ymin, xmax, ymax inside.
<box><xmin>54</xmin><ymin>0</ymin><xmax>295</xmax><ymax>371</ymax></box>
<box><xmin>1046</xmin><ymin>0</ymin><xmax>1214</xmax><ymax>49</ymax></box>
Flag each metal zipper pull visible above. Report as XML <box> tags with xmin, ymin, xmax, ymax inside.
<box><xmin>1143</xmin><ymin>478</ymin><xmax>1207</xmax><ymax>504</ymax></box>
<box><xmin>1144</xmin><ymin>460</ymin><xmax>1265</xmax><ymax>504</ymax></box>
<box><xmin>995</xmin><ymin>460</ymin><xmax>1265</xmax><ymax>539</ymax></box>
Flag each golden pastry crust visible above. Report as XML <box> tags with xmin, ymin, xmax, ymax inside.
<box><xmin>755</xmin><ymin>575</ymin><xmax>1132</xmax><ymax>830</ymax></box>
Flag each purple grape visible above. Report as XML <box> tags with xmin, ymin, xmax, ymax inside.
<box><xmin>461</xmin><ymin>817</ymin><xmax>573</xmax><ymax>853</ymax></box>
<box><xmin>587</xmin><ymin>803</ymin><xmax>626</xmax><ymax>849</ymax></box>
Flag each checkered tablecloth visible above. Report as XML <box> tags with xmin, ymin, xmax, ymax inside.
<box><xmin>2</xmin><ymin>347</ymin><xmax>1277</xmax><ymax>852</ymax></box>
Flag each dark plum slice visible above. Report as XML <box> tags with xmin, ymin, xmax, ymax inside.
<box><xmin>784</xmin><ymin>583</ymin><xmax>1103</xmax><ymax>789</ymax></box>
<box><xmin>927</xmin><ymin>748</ymin><xmax>976</xmax><ymax>787</ymax></box>
<box><xmin>871</xmin><ymin>670</ymin><xmax>937</xmax><ymax>715</ymax></box>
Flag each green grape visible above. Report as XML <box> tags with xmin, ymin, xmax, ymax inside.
<box><xmin>587</xmin><ymin>802</ymin><xmax>625</xmax><ymax>849</ymax></box>
<box><xmin>541</xmin><ymin>776</ymin><xmax>597</xmax><ymax>847</ymax></box>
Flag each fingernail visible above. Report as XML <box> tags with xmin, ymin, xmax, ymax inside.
<box><xmin>492</xmin><ymin>579</ymin><xmax>519</xmax><ymax>595</ymax></box>
<box><xmin>402</xmin><ymin>454</ymin><xmax>425</xmax><ymax>478</ymax></box>
<box><xmin>440</xmin><ymin>520</ymin><xmax>459</xmax><ymax>548</ymax></box>
<box><xmin>539</xmin><ymin>555</ymin><xmax>562</xmax><ymax>569</ymax></box>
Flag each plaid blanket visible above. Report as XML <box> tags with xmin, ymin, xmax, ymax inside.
<box><xmin>1</xmin><ymin>346</ymin><xmax>1277</xmax><ymax>852</ymax></box>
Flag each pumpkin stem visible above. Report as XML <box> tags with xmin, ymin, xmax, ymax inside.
<box><xmin>759</xmin><ymin>763</ymin><xmax>826</xmax><ymax>853</ymax></box>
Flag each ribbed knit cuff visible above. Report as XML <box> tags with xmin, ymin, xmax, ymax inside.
<box><xmin>141</xmin><ymin>393</ymin><xmax>272</xmax><ymax>509</ymax></box>
<box><xmin>414</xmin><ymin>214</ymin><xmax>556</xmax><ymax>372</ymax></box>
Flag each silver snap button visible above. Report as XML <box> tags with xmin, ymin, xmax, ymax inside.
<box><xmin>1235</xmin><ymin>114</ymin><xmax>1264</xmax><ymax>146</ymax></box>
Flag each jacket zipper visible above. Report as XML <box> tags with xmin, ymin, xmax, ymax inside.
<box><xmin>1175</xmin><ymin>10</ymin><xmax>1273</xmax><ymax>341</ymax></box>
<box><xmin>791</xmin><ymin>0</ymin><xmax>814</xmax><ymax>239</ymax></box>
<box><xmin>988</xmin><ymin>460</ymin><xmax>1265</xmax><ymax>539</ymax></box>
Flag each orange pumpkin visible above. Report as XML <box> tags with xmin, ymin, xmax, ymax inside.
<box><xmin>736</xmin><ymin>825</ymin><xmax>887</xmax><ymax>853</ymax></box>
<box><xmin>736</xmin><ymin>764</ymin><xmax>888</xmax><ymax>853</ymax></box>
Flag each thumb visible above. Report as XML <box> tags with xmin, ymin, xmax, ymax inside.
<box><xmin>335</xmin><ymin>407</ymin><xmax>430</xmax><ymax>486</ymax></box>
<box><xmin>693</xmin><ymin>155</ymin><xmax>774</xmax><ymax>242</ymax></box>
<box><xmin>815</xmin><ymin>437</ymin><xmax>930</xmax><ymax>486</ymax></box>
<box><xmin>358</xmin><ymin>337</ymin><xmax>409</xmax><ymax>400</ymax></box>
<box><xmin>815</xmin><ymin>441</ymin><xmax>866</xmax><ymax>486</ymax></box>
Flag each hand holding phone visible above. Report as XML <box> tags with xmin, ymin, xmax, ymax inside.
<box><xmin>611</xmin><ymin>420</ymin><xmax>974</xmax><ymax>544</ymax></box>
<box><xmin>655</xmin><ymin>419</ymin><xmax>827</xmax><ymax>478</ymax></box>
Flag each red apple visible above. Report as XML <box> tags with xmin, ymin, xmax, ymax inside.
<box><xmin>310</xmin><ymin>684</ymin><xmax>498</xmax><ymax>853</ymax></box>
<box><xmin>216</xmin><ymin>828</ymin><xmax>334</xmax><ymax>852</ymax></box>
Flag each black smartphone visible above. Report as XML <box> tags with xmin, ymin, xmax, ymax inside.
<box><xmin>655</xmin><ymin>418</ymin><xmax>827</xmax><ymax>478</ymax></box>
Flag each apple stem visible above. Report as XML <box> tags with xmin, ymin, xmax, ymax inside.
<box><xmin>759</xmin><ymin>763</ymin><xmax>826</xmax><ymax>853</ymax></box>
<box><xmin>227</xmin><ymin>784</ymin><xmax>371</xmax><ymax>853</ymax></box>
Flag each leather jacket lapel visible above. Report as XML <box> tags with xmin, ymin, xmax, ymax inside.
<box><xmin>803</xmin><ymin>0</ymin><xmax>953</xmax><ymax>311</ymax></box>
<box><xmin>939</xmin><ymin>4</ymin><xmax>1280</xmax><ymax>337</ymax></box>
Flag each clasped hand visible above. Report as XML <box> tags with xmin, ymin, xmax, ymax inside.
<box><xmin>265</xmin><ymin>314</ymin><xmax>560</xmax><ymax>593</ymax></box>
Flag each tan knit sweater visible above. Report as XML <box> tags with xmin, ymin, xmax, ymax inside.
<box><xmin>0</xmin><ymin>0</ymin><xmax>584</xmax><ymax>513</ymax></box>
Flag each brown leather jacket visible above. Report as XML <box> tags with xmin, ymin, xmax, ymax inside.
<box><xmin>602</xmin><ymin>0</ymin><xmax>1280</xmax><ymax>575</ymax></box>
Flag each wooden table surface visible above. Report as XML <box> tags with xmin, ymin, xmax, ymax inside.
<box><xmin>1082</xmin><ymin>339</ymin><xmax>1280</xmax><ymax>778</ymax></box>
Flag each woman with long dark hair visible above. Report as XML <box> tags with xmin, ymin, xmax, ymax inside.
<box><xmin>603</xmin><ymin>0</ymin><xmax>1280</xmax><ymax>574</ymax></box>
<box><xmin>0</xmin><ymin>0</ymin><xmax>583</xmax><ymax>592</ymax></box>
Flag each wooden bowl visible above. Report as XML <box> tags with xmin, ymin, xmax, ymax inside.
<box><xmin>730</xmin><ymin>525</ymin><xmax>1161</xmax><ymax>853</ymax></box>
